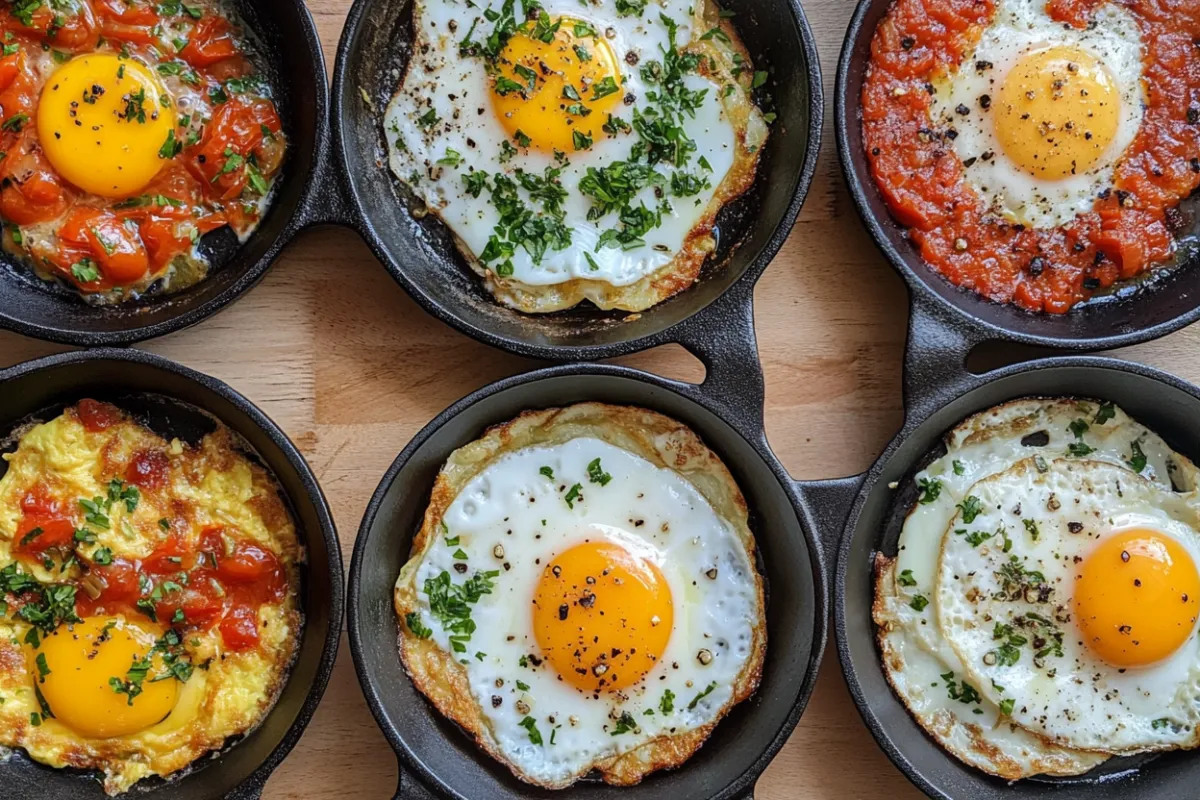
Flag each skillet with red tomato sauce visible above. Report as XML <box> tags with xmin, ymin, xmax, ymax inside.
<box><xmin>862</xmin><ymin>0</ymin><xmax>1200</xmax><ymax>313</ymax></box>
<box><xmin>0</xmin><ymin>0</ymin><xmax>286</xmax><ymax>304</ymax></box>
<box><xmin>0</xmin><ymin>398</ymin><xmax>302</xmax><ymax>794</ymax></box>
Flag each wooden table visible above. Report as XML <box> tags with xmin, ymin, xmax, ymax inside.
<box><xmin>4</xmin><ymin>0</ymin><xmax>1199</xmax><ymax>796</ymax></box>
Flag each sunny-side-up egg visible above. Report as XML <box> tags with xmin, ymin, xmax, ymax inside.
<box><xmin>938</xmin><ymin>457</ymin><xmax>1200</xmax><ymax>755</ymax></box>
<box><xmin>874</xmin><ymin>397</ymin><xmax>1200</xmax><ymax>778</ymax></box>
<box><xmin>37</xmin><ymin>53</ymin><xmax>177</xmax><ymax>198</ymax></box>
<box><xmin>383</xmin><ymin>0</ymin><xmax>768</xmax><ymax>313</ymax></box>
<box><xmin>395</xmin><ymin>404</ymin><xmax>766</xmax><ymax>788</ymax></box>
<box><xmin>931</xmin><ymin>0</ymin><xmax>1146</xmax><ymax>229</ymax></box>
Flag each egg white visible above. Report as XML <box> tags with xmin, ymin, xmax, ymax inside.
<box><xmin>384</xmin><ymin>0</ymin><xmax>751</xmax><ymax>290</ymax></box>
<box><xmin>932</xmin><ymin>0</ymin><xmax>1145</xmax><ymax>229</ymax></box>
<box><xmin>407</xmin><ymin>436</ymin><xmax>759</xmax><ymax>786</ymax></box>
<box><xmin>938</xmin><ymin>458</ymin><xmax>1200</xmax><ymax>754</ymax></box>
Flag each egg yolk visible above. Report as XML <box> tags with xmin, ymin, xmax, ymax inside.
<box><xmin>993</xmin><ymin>45</ymin><xmax>1121</xmax><ymax>180</ymax></box>
<box><xmin>38</xmin><ymin>55</ymin><xmax>178</xmax><ymax>198</ymax></box>
<box><xmin>31</xmin><ymin>615</ymin><xmax>179</xmax><ymax>738</ymax></box>
<box><xmin>1075</xmin><ymin>529</ymin><xmax>1200</xmax><ymax>667</ymax></box>
<box><xmin>490</xmin><ymin>18</ymin><xmax>623</xmax><ymax>154</ymax></box>
<box><xmin>532</xmin><ymin>541</ymin><xmax>672</xmax><ymax>693</ymax></box>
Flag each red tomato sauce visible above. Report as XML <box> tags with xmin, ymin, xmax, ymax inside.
<box><xmin>71</xmin><ymin>526</ymin><xmax>288</xmax><ymax>652</ymax></box>
<box><xmin>0</xmin><ymin>0</ymin><xmax>286</xmax><ymax>297</ymax></box>
<box><xmin>863</xmin><ymin>0</ymin><xmax>1200</xmax><ymax>313</ymax></box>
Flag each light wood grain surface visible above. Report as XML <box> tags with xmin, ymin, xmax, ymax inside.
<box><xmin>4</xmin><ymin>0</ymin><xmax>1200</xmax><ymax>797</ymax></box>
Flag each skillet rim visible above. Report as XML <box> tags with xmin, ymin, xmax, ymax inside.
<box><xmin>835</xmin><ymin>0</ymin><xmax>1200</xmax><ymax>352</ymax></box>
<box><xmin>347</xmin><ymin>361</ymin><xmax>829</xmax><ymax>800</ymax></box>
<box><xmin>0</xmin><ymin>0</ymin><xmax>332</xmax><ymax>348</ymax></box>
<box><xmin>0</xmin><ymin>346</ymin><xmax>345</xmax><ymax>798</ymax></box>
<box><xmin>329</xmin><ymin>0</ymin><xmax>825</xmax><ymax>362</ymax></box>
<box><xmin>833</xmin><ymin>354</ymin><xmax>1200</xmax><ymax>800</ymax></box>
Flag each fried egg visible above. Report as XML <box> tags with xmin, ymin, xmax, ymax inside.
<box><xmin>875</xmin><ymin>397</ymin><xmax>1199</xmax><ymax>778</ymax></box>
<box><xmin>931</xmin><ymin>0</ymin><xmax>1145</xmax><ymax>229</ymax></box>
<box><xmin>0</xmin><ymin>401</ymin><xmax>302</xmax><ymax>795</ymax></box>
<box><xmin>938</xmin><ymin>458</ymin><xmax>1200</xmax><ymax>754</ymax></box>
<box><xmin>384</xmin><ymin>0</ymin><xmax>767</xmax><ymax>313</ymax></box>
<box><xmin>394</xmin><ymin>403</ymin><xmax>766</xmax><ymax>788</ymax></box>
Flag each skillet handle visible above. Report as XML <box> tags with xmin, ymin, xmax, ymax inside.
<box><xmin>902</xmin><ymin>295</ymin><xmax>985</xmax><ymax>425</ymax></box>
<box><xmin>671</xmin><ymin>279</ymin><xmax>768</xmax><ymax>448</ymax></box>
<box><xmin>793</xmin><ymin>475</ymin><xmax>867</xmax><ymax>573</ymax></box>
<box><xmin>295</xmin><ymin>129</ymin><xmax>359</xmax><ymax>230</ymax></box>
<box><xmin>393</xmin><ymin>760</ymin><xmax>440</xmax><ymax>800</ymax></box>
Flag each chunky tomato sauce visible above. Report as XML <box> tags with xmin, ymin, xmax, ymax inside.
<box><xmin>14</xmin><ymin>485</ymin><xmax>288</xmax><ymax>652</ymax></box>
<box><xmin>863</xmin><ymin>0</ymin><xmax>1200</xmax><ymax>313</ymax></box>
<box><xmin>0</xmin><ymin>0</ymin><xmax>285</xmax><ymax>299</ymax></box>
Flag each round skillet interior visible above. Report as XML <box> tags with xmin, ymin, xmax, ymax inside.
<box><xmin>333</xmin><ymin>0</ymin><xmax>822</xmax><ymax>360</ymax></box>
<box><xmin>0</xmin><ymin>350</ymin><xmax>341</xmax><ymax>800</ymax></box>
<box><xmin>837</xmin><ymin>0</ymin><xmax>1200</xmax><ymax>352</ymax></box>
<box><xmin>350</xmin><ymin>368</ymin><xmax>821</xmax><ymax>798</ymax></box>
<box><xmin>838</xmin><ymin>358</ymin><xmax>1200</xmax><ymax>800</ymax></box>
<box><xmin>0</xmin><ymin>0</ymin><xmax>328</xmax><ymax>347</ymax></box>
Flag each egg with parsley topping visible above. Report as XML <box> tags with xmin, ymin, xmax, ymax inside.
<box><xmin>394</xmin><ymin>403</ymin><xmax>766</xmax><ymax>788</ymax></box>
<box><xmin>383</xmin><ymin>0</ymin><xmax>768</xmax><ymax>313</ymax></box>
<box><xmin>0</xmin><ymin>400</ymin><xmax>302</xmax><ymax>795</ymax></box>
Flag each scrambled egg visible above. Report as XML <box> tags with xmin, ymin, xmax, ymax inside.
<box><xmin>0</xmin><ymin>401</ymin><xmax>302</xmax><ymax>794</ymax></box>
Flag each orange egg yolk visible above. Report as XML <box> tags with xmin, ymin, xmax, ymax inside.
<box><xmin>31</xmin><ymin>615</ymin><xmax>179</xmax><ymax>738</ymax></box>
<box><xmin>490</xmin><ymin>18</ymin><xmax>623</xmax><ymax>154</ymax></box>
<box><xmin>1075</xmin><ymin>529</ymin><xmax>1200</xmax><ymax>667</ymax></box>
<box><xmin>38</xmin><ymin>54</ymin><xmax>177</xmax><ymax>198</ymax></box>
<box><xmin>993</xmin><ymin>45</ymin><xmax>1121</xmax><ymax>180</ymax></box>
<box><xmin>532</xmin><ymin>541</ymin><xmax>672</xmax><ymax>693</ymax></box>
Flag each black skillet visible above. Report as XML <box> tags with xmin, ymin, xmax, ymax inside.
<box><xmin>348</xmin><ymin>283</ymin><xmax>863</xmax><ymax>798</ymax></box>
<box><xmin>837</xmin><ymin>0</ymin><xmax>1200</xmax><ymax>372</ymax></box>
<box><xmin>0</xmin><ymin>348</ymin><xmax>343</xmax><ymax>800</ymax></box>
<box><xmin>0</xmin><ymin>0</ymin><xmax>349</xmax><ymax>347</ymax></box>
<box><xmin>331</xmin><ymin>0</ymin><xmax>823</xmax><ymax>361</ymax></box>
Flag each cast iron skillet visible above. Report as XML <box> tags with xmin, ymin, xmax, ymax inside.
<box><xmin>0</xmin><ymin>348</ymin><xmax>343</xmax><ymax>800</ymax></box>
<box><xmin>331</xmin><ymin>0</ymin><xmax>822</xmax><ymax>361</ymax></box>
<box><xmin>835</xmin><ymin>305</ymin><xmax>1200</xmax><ymax>797</ymax></box>
<box><xmin>348</xmin><ymin>298</ymin><xmax>862</xmax><ymax>799</ymax></box>
<box><xmin>837</xmin><ymin>0</ymin><xmax>1200</xmax><ymax>354</ymax></box>
<box><xmin>0</xmin><ymin>0</ymin><xmax>346</xmax><ymax>347</ymax></box>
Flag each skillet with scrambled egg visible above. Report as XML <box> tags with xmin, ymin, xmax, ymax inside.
<box><xmin>0</xmin><ymin>399</ymin><xmax>302</xmax><ymax>795</ymax></box>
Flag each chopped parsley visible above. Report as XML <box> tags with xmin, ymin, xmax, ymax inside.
<box><xmin>1127</xmin><ymin>439</ymin><xmax>1147</xmax><ymax>473</ymax></box>
<box><xmin>952</xmin><ymin>460</ymin><xmax>965</xmax><ymax>476</ymax></box>
<box><xmin>1093</xmin><ymin>401</ymin><xmax>1116</xmax><ymax>425</ymax></box>
<box><xmin>610</xmin><ymin>710</ymin><xmax>638</xmax><ymax>735</ymax></box>
<box><xmin>687</xmin><ymin>680</ymin><xmax>717</xmax><ymax>710</ymax></box>
<box><xmin>422</xmin><ymin>569</ymin><xmax>500</xmax><ymax>653</ymax></box>
<box><xmin>587</xmin><ymin>458</ymin><xmax>611</xmax><ymax>486</ymax></box>
<box><xmin>564</xmin><ymin>483</ymin><xmax>582</xmax><ymax>509</ymax></box>
<box><xmin>539</xmin><ymin>466</ymin><xmax>554</xmax><ymax>480</ymax></box>
<box><xmin>519</xmin><ymin>715</ymin><xmax>543</xmax><ymax>745</ymax></box>
<box><xmin>909</xmin><ymin>594</ymin><xmax>929</xmax><ymax>612</ymax></box>
<box><xmin>916</xmin><ymin>477</ymin><xmax>941</xmax><ymax>504</ymax></box>
<box><xmin>897</xmin><ymin>569</ymin><xmax>917</xmax><ymax>587</ymax></box>
<box><xmin>956</xmin><ymin>495</ymin><xmax>983</xmax><ymax>523</ymax></box>
<box><xmin>1022</xmin><ymin>519</ymin><xmax>1039</xmax><ymax>541</ymax></box>
<box><xmin>406</xmin><ymin>612</ymin><xmax>433</xmax><ymax>638</ymax></box>
<box><xmin>659</xmin><ymin>688</ymin><xmax>675</xmax><ymax>714</ymax></box>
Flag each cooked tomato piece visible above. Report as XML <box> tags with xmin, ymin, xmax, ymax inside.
<box><xmin>125</xmin><ymin>448</ymin><xmax>170</xmax><ymax>490</ymax></box>
<box><xmin>76</xmin><ymin>399</ymin><xmax>123</xmax><ymax>431</ymax></box>
<box><xmin>143</xmin><ymin>533</ymin><xmax>194</xmax><ymax>574</ymax></box>
<box><xmin>180</xmin><ymin>16</ymin><xmax>240</xmax><ymax>68</ymax></box>
<box><xmin>156</xmin><ymin>585</ymin><xmax>226</xmax><ymax>628</ymax></box>
<box><xmin>60</xmin><ymin>208</ymin><xmax>150</xmax><ymax>285</ymax></box>
<box><xmin>186</xmin><ymin>97</ymin><xmax>281</xmax><ymax>201</ymax></box>
<box><xmin>94</xmin><ymin>0</ymin><xmax>159</xmax><ymax>44</ymax></box>
<box><xmin>219</xmin><ymin>604</ymin><xmax>259</xmax><ymax>650</ymax></box>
